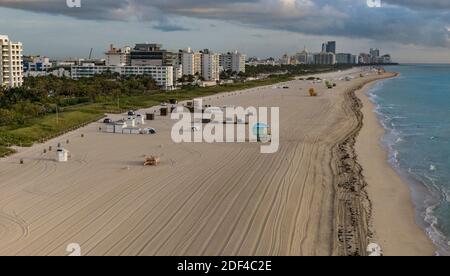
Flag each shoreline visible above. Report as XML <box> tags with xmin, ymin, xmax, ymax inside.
<box><xmin>354</xmin><ymin>76</ymin><xmax>437</xmax><ymax>256</ymax></box>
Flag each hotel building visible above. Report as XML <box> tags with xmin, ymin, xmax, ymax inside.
<box><xmin>71</xmin><ymin>64</ymin><xmax>174</xmax><ymax>90</ymax></box>
<box><xmin>181</xmin><ymin>48</ymin><xmax>202</xmax><ymax>76</ymax></box>
<box><xmin>336</xmin><ymin>53</ymin><xmax>358</xmax><ymax>65</ymax></box>
<box><xmin>219</xmin><ymin>51</ymin><xmax>246</xmax><ymax>73</ymax></box>
<box><xmin>105</xmin><ymin>44</ymin><xmax>131</xmax><ymax>66</ymax></box>
<box><xmin>201</xmin><ymin>49</ymin><xmax>220</xmax><ymax>82</ymax></box>
<box><xmin>0</xmin><ymin>35</ymin><xmax>23</xmax><ymax>88</ymax></box>
<box><xmin>314</xmin><ymin>52</ymin><xmax>336</xmax><ymax>65</ymax></box>
<box><xmin>322</xmin><ymin>41</ymin><xmax>337</xmax><ymax>54</ymax></box>
<box><xmin>130</xmin><ymin>43</ymin><xmax>181</xmax><ymax>85</ymax></box>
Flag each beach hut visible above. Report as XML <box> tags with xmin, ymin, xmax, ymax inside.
<box><xmin>126</xmin><ymin>116</ymin><xmax>136</xmax><ymax>127</ymax></box>
<box><xmin>253</xmin><ymin>123</ymin><xmax>271</xmax><ymax>142</ymax></box>
<box><xmin>56</xmin><ymin>148</ymin><xmax>69</xmax><ymax>162</ymax></box>
<box><xmin>136</xmin><ymin>114</ymin><xmax>145</xmax><ymax>125</ymax></box>
<box><xmin>105</xmin><ymin>123</ymin><xmax>115</xmax><ymax>133</ymax></box>
<box><xmin>122</xmin><ymin>127</ymin><xmax>141</xmax><ymax>135</ymax></box>
<box><xmin>105</xmin><ymin>121</ymin><xmax>126</xmax><ymax>134</ymax></box>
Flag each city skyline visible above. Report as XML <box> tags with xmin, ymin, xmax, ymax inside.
<box><xmin>0</xmin><ymin>0</ymin><xmax>449</xmax><ymax>63</ymax></box>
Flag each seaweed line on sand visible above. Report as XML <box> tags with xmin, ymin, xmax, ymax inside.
<box><xmin>332</xmin><ymin>73</ymin><xmax>398</xmax><ymax>256</ymax></box>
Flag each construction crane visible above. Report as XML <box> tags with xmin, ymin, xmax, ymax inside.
<box><xmin>88</xmin><ymin>48</ymin><xmax>93</xmax><ymax>60</ymax></box>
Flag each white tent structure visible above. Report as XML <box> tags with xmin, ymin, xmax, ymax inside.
<box><xmin>136</xmin><ymin>114</ymin><xmax>145</xmax><ymax>125</ymax></box>
<box><xmin>56</xmin><ymin>148</ymin><xmax>69</xmax><ymax>162</ymax></box>
<box><xmin>105</xmin><ymin>121</ymin><xmax>127</xmax><ymax>134</ymax></box>
<box><xmin>126</xmin><ymin>116</ymin><xmax>136</xmax><ymax>127</ymax></box>
<box><xmin>122</xmin><ymin>127</ymin><xmax>141</xmax><ymax>135</ymax></box>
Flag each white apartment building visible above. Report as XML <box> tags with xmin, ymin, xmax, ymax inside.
<box><xmin>71</xmin><ymin>65</ymin><xmax>174</xmax><ymax>90</ymax></box>
<box><xmin>202</xmin><ymin>50</ymin><xmax>220</xmax><ymax>82</ymax></box>
<box><xmin>0</xmin><ymin>35</ymin><xmax>23</xmax><ymax>88</ymax></box>
<box><xmin>219</xmin><ymin>51</ymin><xmax>246</xmax><ymax>73</ymax></box>
<box><xmin>181</xmin><ymin>48</ymin><xmax>202</xmax><ymax>76</ymax></box>
<box><xmin>231</xmin><ymin>52</ymin><xmax>246</xmax><ymax>73</ymax></box>
<box><xmin>314</xmin><ymin>52</ymin><xmax>336</xmax><ymax>65</ymax></box>
<box><xmin>105</xmin><ymin>44</ymin><xmax>131</xmax><ymax>66</ymax></box>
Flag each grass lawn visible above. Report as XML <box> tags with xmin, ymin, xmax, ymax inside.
<box><xmin>0</xmin><ymin>146</ymin><xmax>16</xmax><ymax>158</ymax></box>
<box><xmin>0</xmin><ymin>75</ymin><xmax>293</xmax><ymax>156</ymax></box>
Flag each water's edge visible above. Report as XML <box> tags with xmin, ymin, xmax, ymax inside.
<box><xmin>366</xmin><ymin>75</ymin><xmax>450</xmax><ymax>256</ymax></box>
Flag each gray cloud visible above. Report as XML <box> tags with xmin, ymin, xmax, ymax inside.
<box><xmin>385</xmin><ymin>0</ymin><xmax>450</xmax><ymax>10</ymax></box>
<box><xmin>0</xmin><ymin>0</ymin><xmax>449</xmax><ymax>47</ymax></box>
<box><xmin>152</xmin><ymin>18</ymin><xmax>191</xmax><ymax>32</ymax></box>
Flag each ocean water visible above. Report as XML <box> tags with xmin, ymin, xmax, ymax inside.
<box><xmin>367</xmin><ymin>64</ymin><xmax>450</xmax><ymax>255</ymax></box>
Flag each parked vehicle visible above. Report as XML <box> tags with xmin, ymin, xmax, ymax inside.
<box><xmin>143</xmin><ymin>128</ymin><xmax>157</xmax><ymax>134</ymax></box>
<box><xmin>103</xmin><ymin>118</ymin><xmax>113</xmax><ymax>124</ymax></box>
<box><xmin>127</xmin><ymin>110</ymin><xmax>135</xmax><ymax>116</ymax></box>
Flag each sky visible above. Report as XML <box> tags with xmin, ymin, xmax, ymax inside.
<box><xmin>0</xmin><ymin>0</ymin><xmax>449</xmax><ymax>63</ymax></box>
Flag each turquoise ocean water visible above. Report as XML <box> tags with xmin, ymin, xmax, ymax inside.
<box><xmin>367</xmin><ymin>64</ymin><xmax>450</xmax><ymax>255</ymax></box>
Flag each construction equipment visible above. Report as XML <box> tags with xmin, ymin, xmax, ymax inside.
<box><xmin>144</xmin><ymin>156</ymin><xmax>160</xmax><ymax>166</ymax></box>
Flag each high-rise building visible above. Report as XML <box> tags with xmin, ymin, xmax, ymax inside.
<box><xmin>380</xmin><ymin>54</ymin><xmax>392</xmax><ymax>64</ymax></box>
<box><xmin>314</xmin><ymin>52</ymin><xmax>336</xmax><ymax>65</ymax></box>
<box><xmin>130</xmin><ymin>43</ymin><xmax>177</xmax><ymax>67</ymax></box>
<box><xmin>370</xmin><ymin>48</ymin><xmax>380</xmax><ymax>58</ymax></box>
<box><xmin>359</xmin><ymin>53</ymin><xmax>371</xmax><ymax>64</ymax></box>
<box><xmin>219</xmin><ymin>51</ymin><xmax>246</xmax><ymax>73</ymax></box>
<box><xmin>105</xmin><ymin>44</ymin><xmax>131</xmax><ymax>66</ymax></box>
<box><xmin>219</xmin><ymin>54</ymin><xmax>231</xmax><ymax>71</ymax></box>
<box><xmin>280</xmin><ymin>53</ymin><xmax>291</xmax><ymax>65</ymax></box>
<box><xmin>0</xmin><ymin>35</ymin><xmax>23</xmax><ymax>88</ymax></box>
<box><xmin>322</xmin><ymin>41</ymin><xmax>336</xmax><ymax>54</ymax></box>
<box><xmin>201</xmin><ymin>49</ymin><xmax>220</xmax><ymax>82</ymax></box>
<box><xmin>336</xmin><ymin>53</ymin><xmax>355</xmax><ymax>64</ymax></box>
<box><xmin>295</xmin><ymin>47</ymin><xmax>315</xmax><ymax>64</ymax></box>
<box><xmin>181</xmin><ymin>48</ymin><xmax>202</xmax><ymax>76</ymax></box>
<box><xmin>130</xmin><ymin>43</ymin><xmax>182</xmax><ymax>85</ymax></box>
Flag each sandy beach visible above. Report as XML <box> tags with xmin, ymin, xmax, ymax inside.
<box><xmin>0</xmin><ymin>68</ymin><xmax>418</xmax><ymax>256</ymax></box>
<box><xmin>355</xmin><ymin>82</ymin><xmax>436</xmax><ymax>256</ymax></box>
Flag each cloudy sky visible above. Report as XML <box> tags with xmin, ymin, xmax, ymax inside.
<box><xmin>0</xmin><ymin>0</ymin><xmax>449</xmax><ymax>62</ymax></box>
